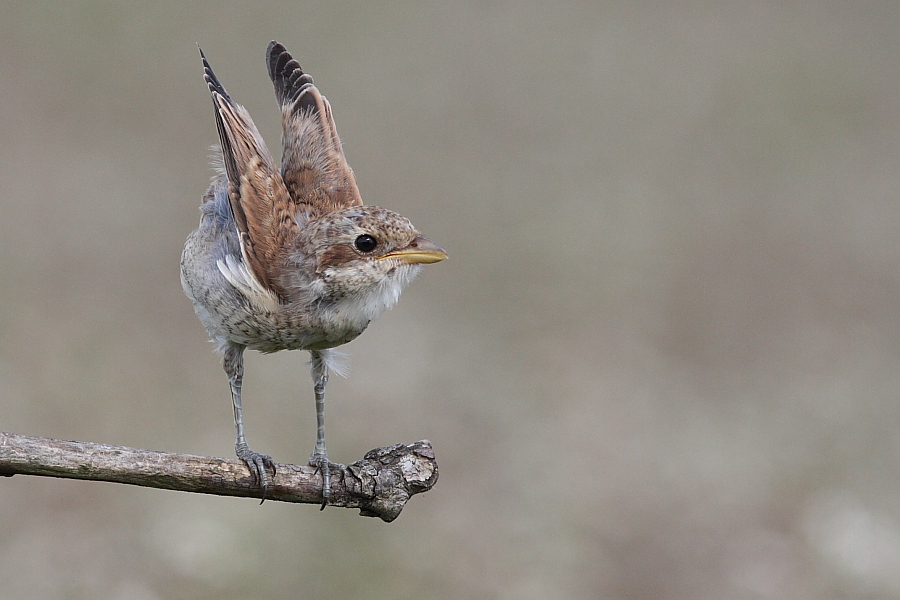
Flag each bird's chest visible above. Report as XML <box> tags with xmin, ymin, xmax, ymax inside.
<box><xmin>304</xmin><ymin>295</ymin><xmax>377</xmax><ymax>350</ymax></box>
<box><xmin>224</xmin><ymin>297</ymin><xmax>372</xmax><ymax>353</ymax></box>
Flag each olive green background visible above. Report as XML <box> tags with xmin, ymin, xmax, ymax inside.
<box><xmin>2</xmin><ymin>2</ymin><xmax>900</xmax><ymax>599</ymax></box>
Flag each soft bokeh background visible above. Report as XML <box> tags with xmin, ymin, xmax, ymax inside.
<box><xmin>2</xmin><ymin>2</ymin><xmax>900</xmax><ymax>598</ymax></box>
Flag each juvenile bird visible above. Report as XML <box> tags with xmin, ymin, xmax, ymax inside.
<box><xmin>181</xmin><ymin>41</ymin><xmax>446</xmax><ymax>506</ymax></box>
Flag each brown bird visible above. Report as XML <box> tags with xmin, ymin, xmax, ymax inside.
<box><xmin>181</xmin><ymin>41</ymin><xmax>446</xmax><ymax>506</ymax></box>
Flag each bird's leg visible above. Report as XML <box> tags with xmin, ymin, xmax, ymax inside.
<box><xmin>224</xmin><ymin>342</ymin><xmax>275</xmax><ymax>500</ymax></box>
<box><xmin>308</xmin><ymin>349</ymin><xmax>333</xmax><ymax>509</ymax></box>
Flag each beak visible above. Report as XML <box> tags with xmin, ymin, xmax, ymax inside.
<box><xmin>379</xmin><ymin>235</ymin><xmax>448</xmax><ymax>264</ymax></box>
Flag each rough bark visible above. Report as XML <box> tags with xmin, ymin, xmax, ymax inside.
<box><xmin>0</xmin><ymin>431</ymin><xmax>437</xmax><ymax>522</ymax></box>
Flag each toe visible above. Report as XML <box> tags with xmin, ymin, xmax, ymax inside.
<box><xmin>244</xmin><ymin>456</ymin><xmax>262</xmax><ymax>484</ymax></box>
<box><xmin>254</xmin><ymin>456</ymin><xmax>269</xmax><ymax>487</ymax></box>
<box><xmin>263</xmin><ymin>455</ymin><xmax>276</xmax><ymax>478</ymax></box>
<box><xmin>253</xmin><ymin>457</ymin><xmax>270</xmax><ymax>502</ymax></box>
<box><xmin>307</xmin><ymin>454</ymin><xmax>333</xmax><ymax>509</ymax></box>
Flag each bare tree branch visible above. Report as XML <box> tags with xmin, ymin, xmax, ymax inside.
<box><xmin>0</xmin><ymin>432</ymin><xmax>437</xmax><ymax>522</ymax></box>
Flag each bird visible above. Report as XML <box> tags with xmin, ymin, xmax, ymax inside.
<box><xmin>180</xmin><ymin>41</ymin><xmax>447</xmax><ymax>507</ymax></box>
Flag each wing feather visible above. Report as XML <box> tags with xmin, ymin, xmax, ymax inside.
<box><xmin>200</xmin><ymin>47</ymin><xmax>297</xmax><ymax>299</ymax></box>
<box><xmin>266</xmin><ymin>41</ymin><xmax>362</xmax><ymax>215</ymax></box>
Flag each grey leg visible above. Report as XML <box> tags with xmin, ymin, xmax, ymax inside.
<box><xmin>308</xmin><ymin>349</ymin><xmax>331</xmax><ymax>508</ymax></box>
<box><xmin>224</xmin><ymin>342</ymin><xmax>275</xmax><ymax>499</ymax></box>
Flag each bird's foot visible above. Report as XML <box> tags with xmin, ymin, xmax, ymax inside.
<box><xmin>236</xmin><ymin>442</ymin><xmax>276</xmax><ymax>502</ymax></box>
<box><xmin>308</xmin><ymin>451</ymin><xmax>341</xmax><ymax>510</ymax></box>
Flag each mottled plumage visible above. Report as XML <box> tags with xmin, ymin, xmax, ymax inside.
<box><xmin>181</xmin><ymin>42</ymin><xmax>446</xmax><ymax>505</ymax></box>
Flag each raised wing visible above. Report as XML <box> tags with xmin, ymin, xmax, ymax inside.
<box><xmin>266</xmin><ymin>41</ymin><xmax>362</xmax><ymax>215</ymax></box>
<box><xmin>201</xmin><ymin>47</ymin><xmax>297</xmax><ymax>299</ymax></box>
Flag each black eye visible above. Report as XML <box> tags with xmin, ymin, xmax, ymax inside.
<box><xmin>354</xmin><ymin>234</ymin><xmax>378</xmax><ymax>253</ymax></box>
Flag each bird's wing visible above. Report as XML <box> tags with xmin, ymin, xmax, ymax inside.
<box><xmin>266</xmin><ymin>41</ymin><xmax>363</xmax><ymax>215</ymax></box>
<box><xmin>201</xmin><ymin>47</ymin><xmax>297</xmax><ymax>299</ymax></box>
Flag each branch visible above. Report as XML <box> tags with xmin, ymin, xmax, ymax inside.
<box><xmin>0</xmin><ymin>431</ymin><xmax>438</xmax><ymax>522</ymax></box>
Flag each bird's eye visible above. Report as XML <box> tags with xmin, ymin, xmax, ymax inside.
<box><xmin>354</xmin><ymin>234</ymin><xmax>378</xmax><ymax>253</ymax></box>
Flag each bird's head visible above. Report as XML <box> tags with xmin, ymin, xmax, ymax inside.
<box><xmin>293</xmin><ymin>206</ymin><xmax>446</xmax><ymax>311</ymax></box>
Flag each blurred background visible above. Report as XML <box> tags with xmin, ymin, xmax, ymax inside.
<box><xmin>1</xmin><ymin>2</ymin><xmax>899</xmax><ymax>598</ymax></box>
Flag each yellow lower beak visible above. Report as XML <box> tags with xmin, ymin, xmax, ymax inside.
<box><xmin>379</xmin><ymin>236</ymin><xmax>448</xmax><ymax>264</ymax></box>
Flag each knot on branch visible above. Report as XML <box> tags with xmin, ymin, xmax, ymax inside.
<box><xmin>344</xmin><ymin>440</ymin><xmax>439</xmax><ymax>522</ymax></box>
